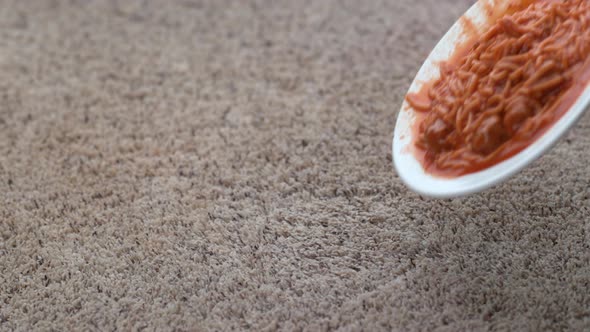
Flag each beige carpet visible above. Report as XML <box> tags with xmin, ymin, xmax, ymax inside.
<box><xmin>1</xmin><ymin>0</ymin><xmax>590</xmax><ymax>331</ymax></box>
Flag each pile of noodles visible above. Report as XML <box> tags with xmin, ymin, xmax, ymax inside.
<box><xmin>407</xmin><ymin>0</ymin><xmax>590</xmax><ymax>173</ymax></box>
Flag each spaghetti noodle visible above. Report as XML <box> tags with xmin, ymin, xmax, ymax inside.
<box><xmin>406</xmin><ymin>0</ymin><xmax>590</xmax><ymax>176</ymax></box>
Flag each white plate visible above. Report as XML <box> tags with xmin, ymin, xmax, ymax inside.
<box><xmin>392</xmin><ymin>0</ymin><xmax>590</xmax><ymax>198</ymax></box>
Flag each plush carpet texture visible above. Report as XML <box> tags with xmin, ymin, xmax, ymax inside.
<box><xmin>1</xmin><ymin>0</ymin><xmax>590</xmax><ymax>331</ymax></box>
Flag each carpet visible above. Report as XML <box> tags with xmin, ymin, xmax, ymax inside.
<box><xmin>1</xmin><ymin>0</ymin><xmax>590</xmax><ymax>331</ymax></box>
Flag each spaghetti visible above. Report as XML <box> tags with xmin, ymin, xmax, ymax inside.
<box><xmin>406</xmin><ymin>0</ymin><xmax>590</xmax><ymax>176</ymax></box>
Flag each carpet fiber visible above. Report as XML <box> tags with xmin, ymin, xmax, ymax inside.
<box><xmin>1</xmin><ymin>1</ymin><xmax>590</xmax><ymax>331</ymax></box>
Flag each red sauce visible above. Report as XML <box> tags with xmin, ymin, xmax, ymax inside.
<box><xmin>405</xmin><ymin>0</ymin><xmax>590</xmax><ymax>177</ymax></box>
